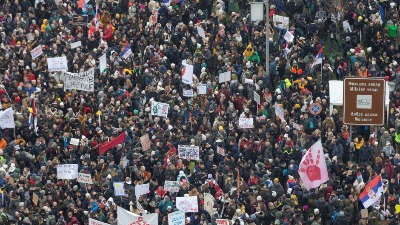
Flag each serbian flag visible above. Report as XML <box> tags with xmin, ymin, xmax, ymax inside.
<box><xmin>298</xmin><ymin>140</ymin><xmax>329</xmax><ymax>190</ymax></box>
<box><xmin>311</xmin><ymin>48</ymin><xmax>323</xmax><ymax>68</ymax></box>
<box><xmin>99</xmin><ymin>132</ymin><xmax>126</xmax><ymax>155</ymax></box>
<box><xmin>359</xmin><ymin>175</ymin><xmax>383</xmax><ymax>208</ymax></box>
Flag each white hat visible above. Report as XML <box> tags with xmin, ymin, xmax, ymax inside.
<box><xmin>256</xmin><ymin>196</ymin><xmax>262</xmax><ymax>201</ymax></box>
<box><xmin>107</xmin><ymin>174</ymin><xmax>112</xmax><ymax>179</ymax></box>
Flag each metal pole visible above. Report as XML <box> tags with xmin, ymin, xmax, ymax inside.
<box><xmin>265</xmin><ymin>0</ymin><xmax>270</xmax><ymax>76</ymax></box>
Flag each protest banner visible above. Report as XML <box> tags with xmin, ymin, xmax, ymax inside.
<box><xmin>32</xmin><ymin>192</ymin><xmax>39</xmax><ymax>206</ymax></box>
<box><xmin>178</xmin><ymin>145</ymin><xmax>200</xmax><ymax>161</ymax></box>
<box><xmin>238</xmin><ymin>118</ymin><xmax>254</xmax><ymax>128</ymax></box>
<box><xmin>77</xmin><ymin>173</ymin><xmax>93</xmax><ymax>184</ymax></box>
<box><xmin>197</xmin><ymin>26</ymin><xmax>206</xmax><ymax>39</ymax></box>
<box><xmin>343</xmin><ymin>20</ymin><xmax>352</xmax><ymax>32</ymax></box>
<box><xmin>164</xmin><ymin>181</ymin><xmax>180</xmax><ymax>192</ymax></box>
<box><xmin>183</xmin><ymin>89</ymin><xmax>194</xmax><ymax>97</ymax></box>
<box><xmin>176</xmin><ymin>196</ymin><xmax>198</xmax><ymax>212</ymax></box>
<box><xmin>275</xmin><ymin>103</ymin><xmax>286</xmax><ymax>123</ymax></box>
<box><xmin>168</xmin><ymin>211</ymin><xmax>185</xmax><ymax>225</ymax></box>
<box><xmin>47</xmin><ymin>56</ymin><xmax>68</xmax><ymax>72</ymax></box>
<box><xmin>70</xmin><ymin>41</ymin><xmax>82</xmax><ymax>49</ymax></box>
<box><xmin>253</xmin><ymin>91</ymin><xmax>260</xmax><ymax>105</ymax></box>
<box><xmin>293</xmin><ymin>123</ymin><xmax>301</xmax><ymax>131</ymax></box>
<box><xmin>181</xmin><ymin>63</ymin><xmax>194</xmax><ymax>85</ymax></box>
<box><xmin>64</xmin><ymin>68</ymin><xmax>95</xmax><ymax>92</ymax></box>
<box><xmin>99</xmin><ymin>53</ymin><xmax>107</xmax><ymax>73</ymax></box>
<box><xmin>216</xmin><ymin>219</ymin><xmax>230</xmax><ymax>225</ymax></box>
<box><xmin>113</xmin><ymin>182</ymin><xmax>126</xmax><ymax>196</ymax></box>
<box><xmin>217</xmin><ymin>147</ymin><xmax>225</xmax><ymax>156</ymax></box>
<box><xmin>135</xmin><ymin>183</ymin><xmax>150</xmax><ymax>198</ymax></box>
<box><xmin>89</xmin><ymin>218</ymin><xmax>110</xmax><ymax>225</ymax></box>
<box><xmin>219</xmin><ymin>71</ymin><xmax>231</xmax><ymax>83</ymax></box>
<box><xmin>57</xmin><ymin>164</ymin><xmax>78</xmax><ymax>179</ymax></box>
<box><xmin>117</xmin><ymin>206</ymin><xmax>158</xmax><ymax>225</ymax></box>
<box><xmin>31</xmin><ymin>45</ymin><xmax>43</xmax><ymax>60</ymax></box>
<box><xmin>284</xmin><ymin>31</ymin><xmax>294</xmax><ymax>43</ymax></box>
<box><xmin>99</xmin><ymin>132</ymin><xmax>126</xmax><ymax>155</ymax></box>
<box><xmin>151</xmin><ymin>101</ymin><xmax>169</xmax><ymax>117</ymax></box>
<box><xmin>140</xmin><ymin>134</ymin><xmax>151</xmax><ymax>151</ymax></box>
<box><xmin>204</xmin><ymin>193</ymin><xmax>215</xmax><ymax>215</ymax></box>
<box><xmin>273</xmin><ymin>15</ymin><xmax>289</xmax><ymax>29</ymax></box>
<box><xmin>197</xmin><ymin>84</ymin><xmax>207</xmax><ymax>95</ymax></box>
<box><xmin>70</xmin><ymin>138</ymin><xmax>80</xmax><ymax>146</ymax></box>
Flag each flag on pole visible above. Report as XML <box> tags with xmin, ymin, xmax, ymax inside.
<box><xmin>298</xmin><ymin>140</ymin><xmax>329</xmax><ymax>190</ymax></box>
<box><xmin>99</xmin><ymin>132</ymin><xmax>126</xmax><ymax>155</ymax></box>
<box><xmin>359</xmin><ymin>175</ymin><xmax>383</xmax><ymax>208</ymax></box>
<box><xmin>95</xmin><ymin>4</ymin><xmax>100</xmax><ymax>29</ymax></box>
<box><xmin>78</xmin><ymin>0</ymin><xmax>85</xmax><ymax>8</ymax></box>
<box><xmin>311</xmin><ymin>48</ymin><xmax>323</xmax><ymax>68</ymax></box>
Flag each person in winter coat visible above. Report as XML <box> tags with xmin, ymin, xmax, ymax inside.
<box><xmin>360</xmin><ymin>142</ymin><xmax>373</xmax><ymax>163</ymax></box>
<box><xmin>379</xmin><ymin>131</ymin><xmax>392</xmax><ymax>150</ymax></box>
<box><xmin>271</xmin><ymin>178</ymin><xmax>284</xmax><ymax>197</ymax></box>
<box><xmin>158</xmin><ymin>195</ymin><xmax>174</xmax><ymax>214</ymax></box>
<box><xmin>331</xmin><ymin>139</ymin><xmax>344</xmax><ymax>160</ymax></box>
<box><xmin>382</xmin><ymin>141</ymin><xmax>395</xmax><ymax>158</ymax></box>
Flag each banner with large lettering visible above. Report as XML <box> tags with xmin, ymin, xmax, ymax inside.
<box><xmin>117</xmin><ymin>206</ymin><xmax>158</xmax><ymax>225</ymax></box>
<box><xmin>89</xmin><ymin>218</ymin><xmax>110</xmax><ymax>225</ymax></box>
<box><xmin>64</xmin><ymin>68</ymin><xmax>95</xmax><ymax>92</ymax></box>
<box><xmin>168</xmin><ymin>211</ymin><xmax>185</xmax><ymax>225</ymax></box>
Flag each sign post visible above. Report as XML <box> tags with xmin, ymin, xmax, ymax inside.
<box><xmin>343</xmin><ymin>78</ymin><xmax>385</xmax><ymax>126</ymax></box>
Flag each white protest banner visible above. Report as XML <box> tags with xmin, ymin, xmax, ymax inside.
<box><xmin>178</xmin><ymin>145</ymin><xmax>200</xmax><ymax>161</ymax></box>
<box><xmin>113</xmin><ymin>182</ymin><xmax>126</xmax><ymax>196</ymax></box>
<box><xmin>70</xmin><ymin>138</ymin><xmax>80</xmax><ymax>146</ymax></box>
<box><xmin>238</xmin><ymin>118</ymin><xmax>254</xmax><ymax>129</ymax></box>
<box><xmin>0</xmin><ymin>108</ymin><xmax>15</xmax><ymax>129</ymax></box>
<box><xmin>117</xmin><ymin>206</ymin><xmax>158</xmax><ymax>225</ymax></box>
<box><xmin>70</xmin><ymin>41</ymin><xmax>82</xmax><ymax>49</ymax></box>
<box><xmin>284</xmin><ymin>31</ymin><xmax>294</xmax><ymax>43</ymax></box>
<box><xmin>89</xmin><ymin>218</ymin><xmax>110</xmax><ymax>225</ymax></box>
<box><xmin>245</xmin><ymin>78</ymin><xmax>254</xmax><ymax>85</ymax></box>
<box><xmin>99</xmin><ymin>53</ymin><xmax>107</xmax><ymax>73</ymax></box>
<box><xmin>47</xmin><ymin>56</ymin><xmax>68</xmax><ymax>72</ymax></box>
<box><xmin>253</xmin><ymin>91</ymin><xmax>261</xmax><ymax>105</ymax></box>
<box><xmin>57</xmin><ymin>164</ymin><xmax>78</xmax><ymax>179</ymax></box>
<box><xmin>273</xmin><ymin>15</ymin><xmax>289</xmax><ymax>29</ymax></box>
<box><xmin>343</xmin><ymin>20</ymin><xmax>352</xmax><ymax>32</ymax></box>
<box><xmin>181</xmin><ymin>63</ymin><xmax>193</xmax><ymax>85</ymax></box>
<box><xmin>274</xmin><ymin>103</ymin><xmax>286</xmax><ymax>123</ymax></box>
<box><xmin>176</xmin><ymin>196</ymin><xmax>198</xmax><ymax>212</ymax></box>
<box><xmin>135</xmin><ymin>183</ymin><xmax>150</xmax><ymax>198</ymax></box>
<box><xmin>151</xmin><ymin>101</ymin><xmax>169</xmax><ymax>117</ymax></box>
<box><xmin>31</xmin><ymin>45</ymin><xmax>43</xmax><ymax>60</ymax></box>
<box><xmin>218</xmin><ymin>71</ymin><xmax>231</xmax><ymax>83</ymax></box>
<box><xmin>183</xmin><ymin>89</ymin><xmax>194</xmax><ymax>97</ymax></box>
<box><xmin>77</xmin><ymin>173</ymin><xmax>93</xmax><ymax>184</ymax></box>
<box><xmin>204</xmin><ymin>193</ymin><xmax>215</xmax><ymax>215</ymax></box>
<box><xmin>63</xmin><ymin>68</ymin><xmax>95</xmax><ymax>92</ymax></box>
<box><xmin>197</xmin><ymin>26</ymin><xmax>206</xmax><ymax>39</ymax></box>
<box><xmin>140</xmin><ymin>134</ymin><xmax>151</xmax><ymax>151</ymax></box>
<box><xmin>293</xmin><ymin>123</ymin><xmax>301</xmax><ymax>131</ymax></box>
<box><xmin>168</xmin><ymin>211</ymin><xmax>185</xmax><ymax>225</ymax></box>
<box><xmin>164</xmin><ymin>181</ymin><xmax>180</xmax><ymax>192</ymax></box>
<box><xmin>217</xmin><ymin>147</ymin><xmax>225</xmax><ymax>156</ymax></box>
<box><xmin>197</xmin><ymin>84</ymin><xmax>207</xmax><ymax>95</ymax></box>
<box><xmin>216</xmin><ymin>219</ymin><xmax>230</xmax><ymax>225</ymax></box>
<box><xmin>26</xmin><ymin>33</ymin><xmax>34</xmax><ymax>41</ymax></box>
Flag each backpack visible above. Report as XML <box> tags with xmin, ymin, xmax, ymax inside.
<box><xmin>0</xmin><ymin>213</ymin><xmax>9</xmax><ymax>225</ymax></box>
<box><xmin>309</xmin><ymin>120</ymin><xmax>315</xmax><ymax>129</ymax></box>
<box><xmin>331</xmin><ymin>211</ymin><xmax>339</xmax><ymax>224</ymax></box>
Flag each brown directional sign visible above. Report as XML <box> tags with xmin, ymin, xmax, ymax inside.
<box><xmin>343</xmin><ymin>78</ymin><xmax>385</xmax><ymax>125</ymax></box>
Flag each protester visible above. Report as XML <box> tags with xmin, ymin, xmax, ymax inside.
<box><xmin>0</xmin><ymin>0</ymin><xmax>400</xmax><ymax>225</ymax></box>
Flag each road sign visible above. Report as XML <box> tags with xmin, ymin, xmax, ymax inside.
<box><xmin>343</xmin><ymin>78</ymin><xmax>385</xmax><ymax>125</ymax></box>
<box><xmin>308</xmin><ymin>103</ymin><xmax>322</xmax><ymax>115</ymax></box>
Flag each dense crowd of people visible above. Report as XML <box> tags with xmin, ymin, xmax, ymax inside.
<box><xmin>0</xmin><ymin>0</ymin><xmax>400</xmax><ymax>224</ymax></box>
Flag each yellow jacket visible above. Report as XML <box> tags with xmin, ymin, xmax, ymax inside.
<box><xmin>355</xmin><ymin>138</ymin><xmax>364</xmax><ymax>150</ymax></box>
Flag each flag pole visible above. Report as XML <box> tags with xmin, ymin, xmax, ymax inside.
<box><xmin>320</xmin><ymin>60</ymin><xmax>323</xmax><ymax>83</ymax></box>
